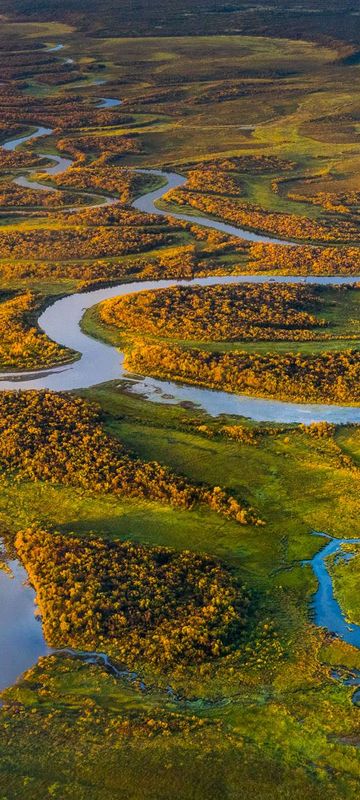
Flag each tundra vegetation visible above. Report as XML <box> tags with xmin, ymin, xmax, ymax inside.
<box><xmin>95</xmin><ymin>283</ymin><xmax>360</xmax><ymax>403</ymax></box>
<box><xmin>16</xmin><ymin>527</ymin><xmax>250</xmax><ymax>669</ymax></box>
<box><xmin>0</xmin><ymin>3</ymin><xmax>360</xmax><ymax>799</ymax></box>
<box><xmin>0</xmin><ymin>391</ymin><xmax>259</xmax><ymax>522</ymax></box>
<box><xmin>125</xmin><ymin>342</ymin><xmax>360</xmax><ymax>404</ymax></box>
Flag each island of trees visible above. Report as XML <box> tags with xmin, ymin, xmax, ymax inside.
<box><xmin>16</xmin><ymin>527</ymin><xmax>250</xmax><ymax>669</ymax></box>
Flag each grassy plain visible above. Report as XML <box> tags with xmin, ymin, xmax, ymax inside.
<box><xmin>0</xmin><ymin>384</ymin><xmax>360</xmax><ymax>797</ymax></box>
<box><xmin>0</xmin><ymin>9</ymin><xmax>360</xmax><ymax>800</ymax></box>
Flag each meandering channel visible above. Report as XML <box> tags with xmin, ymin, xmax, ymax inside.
<box><xmin>0</xmin><ymin>274</ymin><xmax>359</xmax><ymax>424</ymax></box>
<box><xmin>133</xmin><ymin>168</ymin><xmax>297</xmax><ymax>245</ymax></box>
<box><xmin>1</xmin><ymin>50</ymin><xmax>360</xmax><ymax>701</ymax></box>
<box><xmin>8</xmin><ymin>128</ymin><xmax>118</xmax><ymax>207</ymax></box>
<box><xmin>1</xmin><ymin>120</ymin><xmax>360</xmax><ymax>422</ymax></box>
<box><xmin>311</xmin><ymin>533</ymin><xmax>360</xmax><ymax>648</ymax></box>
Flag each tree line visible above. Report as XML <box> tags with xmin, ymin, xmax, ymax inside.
<box><xmin>0</xmin><ymin>392</ymin><xmax>262</xmax><ymax>524</ymax></box>
<box><xmin>126</xmin><ymin>343</ymin><xmax>360</xmax><ymax>404</ymax></box>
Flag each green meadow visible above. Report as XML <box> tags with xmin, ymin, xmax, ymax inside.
<box><xmin>0</xmin><ymin>6</ymin><xmax>360</xmax><ymax>798</ymax></box>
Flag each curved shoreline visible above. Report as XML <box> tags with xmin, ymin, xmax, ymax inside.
<box><xmin>1</xmin><ymin>48</ymin><xmax>360</xmax><ymax>703</ymax></box>
<box><xmin>1</xmin><ymin>113</ymin><xmax>360</xmax><ymax>420</ymax></box>
<box><xmin>2</xmin><ymin>125</ymin><xmax>53</xmax><ymax>153</ymax></box>
<box><xmin>0</xmin><ymin>552</ymin><xmax>50</xmax><ymax>692</ymax></box>
<box><xmin>10</xmin><ymin>148</ymin><xmax>118</xmax><ymax>210</ymax></box>
<box><xmin>3</xmin><ymin>101</ymin><xmax>120</xmax><ymax>207</ymax></box>
<box><xmin>0</xmin><ymin>274</ymin><xmax>358</xmax><ymax>423</ymax></box>
<box><xmin>311</xmin><ymin>533</ymin><xmax>360</xmax><ymax>648</ymax></box>
<box><xmin>3</xmin><ymin>530</ymin><xmax>360</xmax><ymax>699</ymax></box>
<box><xmin>96</xmin><ymin>97</ymin><xmax>122</xmax><ymax>109</ymax></box>
<box><xmin>133</xmin><ymin>168</ymin><xmax>297</xmax><ymax>246</ymax></box>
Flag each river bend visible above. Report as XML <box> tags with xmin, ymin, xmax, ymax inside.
<box><xmin>0</xmin><ymin>274</ymin><xmax>358</xmax><ymax>424</ymax></box>
<box><xmin>0</xmin><ymin>49</ymin><xmax>360</xmax><ymax>697</ymax></box>
<box><xmin>1</xmin><ymin>118</ymin><xmax>360</xmax><ymax>421</ymax></box>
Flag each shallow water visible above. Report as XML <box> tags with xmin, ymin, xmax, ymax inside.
<box><xmin>311</xmin><ymin>534</ymin><xmax>360</xmax><ymax>648</ymax></box>
<box><xmin>0</xmin><ymin>557</ymin><xmax>50</xmax><ymax>692</ymax></box>
<box><xmin>39</xmin><ymin>154</ymin><xmax>74</xmax><ymax>176</ymax></box>
<box><xmin>133</xmin><ymin>168</ymin><xmax>297</xmax><ymax>245</ymax></box>
<box><xmin>96</xmin><ymin>97</ymin><xmax>122</xmax><ymax>108</ymax></box>
<box><xmin>0</xmin><ymin>274</ymin><xmax>358</xmax><ymax>423</ymax></box>
<box><xmin>45</xmin><ymin>43</ymin><xmax>64</xmax><ymax>53</ymax></box>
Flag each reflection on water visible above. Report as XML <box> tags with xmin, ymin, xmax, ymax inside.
<box><xmin>0</xmin><ymin>556</ymin><xmax>49</xmax><ymax>692</ymax></box>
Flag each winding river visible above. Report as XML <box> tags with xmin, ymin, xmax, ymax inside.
<box><xmin>133</xmin><ymin>168</ymin><xmax>297</xmax><ymax>245</ymax></box>
<box><xmin>0</xmin><ymin>274</ymin><xmax>359</xmax><ymax>424</ymax></box>
<box><xmin>1</xmin><ymin>121</ymin><xmax>360</xmax><ymax>422</ymax></box>
<box><xmin>1</xmin><ymin>71</ymin><xmax>360</xmax><ymax>695</ymax></box>
<box><xmin>7</xmin><ymin>126</ymin><xmax>118</xmax><ymax>208</ymax></box>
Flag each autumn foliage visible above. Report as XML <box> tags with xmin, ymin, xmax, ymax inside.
<box><xmin>100</xmin><ymin>283</ymin><xmax>329</xmax><ymax>342</ymax></box>
<box><xmin>16</xmin><ymin>527</ymin><xmax>250</xmax><ymax>668</ymax></box>
<box><xmin>0</xmin><ymin>291</ymin><xmax>68</xmax><ymax>369</ymax></box>
<box><xmin>0</xmin><ymin>224</ymin><xmax>174</xmax><ymax>260</ymax></box>
<box><xmin>52</xmin><ymin>165</ymin><xmax>148</xmax><ymax>205</ymax></box>
<box><xmin>0</xmin><ymin>392</ymin><xmax>261</xmax><ymax>523</ymax></box>
<box><xmin>167</xmin><ymin>186</ymin><xmax>360</xmax><ymax>243</ymax></box>
<box><xmin>247</xmin><ymin>243</ymin><xmax>360</xmax><ymax>276</ymax></box>
<box><xmin>126</xmin><ymin>343</ymin><xmax>360</xmax><ymax>404</ymax></box>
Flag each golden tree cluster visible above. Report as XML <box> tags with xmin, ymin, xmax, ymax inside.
<box><xmin>16</xmin><ymin>527</ymin><xmax>250</xmax><ymax>668</ymax></box>
<box><xmin>0</xmin><ymin>392</ymin><xmax>261</xmax><ymax>523</ymax></box>
<box><xmin>100</xmin><ymin>282</ymin><xmax>328</xmax><ymax>342</ymax></box>
<box><xmin>0</xmin><ymin>291</ymin><xmax>68</xmax><ymax>369</ymax></box>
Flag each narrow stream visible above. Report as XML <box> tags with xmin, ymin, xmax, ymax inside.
<box><xmin>45</xmin><ymin>43</ymin><xmax>64</xmax><ymax>53</ymax></box>
<box><xmin>2</xmin><ymin>109</ymin><xmax>360</xmax><ymax>422</ymax></box>
<box><xmin>6</xmin><ymin>127</ymin><xmax>118</xmax><ymax>208</ymax></box>
<box><xmin>2</xmin><ymin>531</ymin><xmax>360</xmax><ymax>698</ymax></box>
<box><xmin>133</xmin><ymin>168</ymin><xmax>297</xmax><ymax>245</ymax></box>
<box><xmin>2</xmin><ymin>126</ymin><xmax>53</xmax><ymax>153</ymax></box>
<box><xmin>1</xmin><ymin>58</ymin><xmax>360</xmax><ymax>696</ymax></box>
<box><xmin>311</xmin><ymin>533</ymin><xmax>360</xmax><ymax>647</ymax></box>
